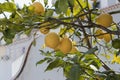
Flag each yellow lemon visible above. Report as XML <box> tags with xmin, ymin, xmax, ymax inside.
<box><xmin>70</xmin><ymin>46</ymin><xmax>78</xmax><ymax>54</ymax></box>
<box><xmin>40</xmin><ymin>27</ymin><xmax>50</xmax><ymax>34</ymax></box>
<box><xmin>96</xmin><ymin>13</ymin><xmax>113</xmax><ymax>27</ymax></box>
<box><xmin>103</xmin><ymin>34</ymin><xmax>111</xmax><ymax>42</ymax></box>
<box><xmin>40</xmin><ymin>22</ymin><xmax>51</xmax><ymax>34</ymax></box>
<box><xmin>31</xmin><ymin>2</ymin><xmax>45</xmax><ymax>15</ymax></box>
<box><xmin>45</xmin><ymin>32</ymin><xmax>60</xmax><ymax>49</ymax></box>
<box><xmin>54</xmin><ymin>38</ymin><xmax>63</xmax><ymax>51</ymax></box>
<box><xmin>95</xmin><ymin>29</ymin><xmax>104</xmax><ymax>39</ymax></box>
<box><xmin>54</xmin><ymin>43</ymin><xmax>61</xmax><ymax>51</ymax></box>
<box><xmin>59</xmin><ymin>38</ymin><xmax>72</xmax><ymax>54</ymax></box>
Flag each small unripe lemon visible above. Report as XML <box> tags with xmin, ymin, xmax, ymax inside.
<box><xmin>96</xmin><ymin>13</ymin><xmax>113</xmax><ymax>27</ymax></box>
<box><xmin>31</xmin><ymin>2</ymin><xmax>45</xmax><ymax>15</ymax></box>
<box><xmin>59</xmin><ymin>38</ymin><xmax>72</xmax><ymax>54</ymax></box>
<box><xmin>112</xmin><ymin>39</ymin><xmax>120</xmax><ymax>49</ymax></box>
<box><xmin>28</xmin><ymin>5</ymin><xmax>34</xmax><ymax>11</ymax></box>
<box><xmin>45</xmin><ymin>32</ymin><xmax>60</xmax><ymax>49</ymax></box>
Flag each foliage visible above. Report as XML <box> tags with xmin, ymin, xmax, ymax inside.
<box><xmin>1</xmin><ymin>0</ymin><xmax>120</xmax><ymax>80</ymax></box>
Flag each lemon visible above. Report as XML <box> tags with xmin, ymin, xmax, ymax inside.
<box><xmin>70</xmin><ymin>46</ymin><xmax>78</xmax><ymax>54</ymax></box>
<box><xmin>31</xmin><ymin>2</ymin><xmax>45</xmax><ymax>15</ymax></box>
<box><xmin>59</xmin><ymin>38</ymin><xmax>72</xmax><ymax>54</ymax></box>
<box><xmin>54</xmin><ymin>43</ymin><xmax>61</xmax><ymax>51</ymax></box>
<box><xmin>40</xmin><ymin>27</ymin><xmax>50</xmax><ymax>34</ymax></box>
<box><xmin>40</xmin><ymin>22</ymin><xmax>50</xmax><ymax>34</ymax></box>
<box><xmin>103</xmin><ymin>34</ymin><xmax>111</xmax><ymax>42</ymax></box>
<box><xmin>95</xmin><ymin>29</ymin><xmax>104</xmax><ymax>39</ymax></box>
<box><xmin>96</xmin><ymin>13</ymin><xmax>113</xmax><ymax>27</ymax></box>
<box><xmin>45</xmin><ymin>32</ymin><xmax>60</xmax><ymax>49</ymax></box>
<box><xmin>112</xmin><ymin>39</ymin><xmax>120</xmax><ymax>49</ymax></box>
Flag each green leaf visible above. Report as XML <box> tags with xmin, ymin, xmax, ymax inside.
<box><xmin>36</xmin><ymin>57</ymin><xmax>50</xmax><ymax>66</ymax></box>
<box><xmin>3</xmin><ymin>28</ymin><xmax>16</xmax><ymax>39</ymax></box>
<box><xmin>74</xmin><ymin>31</ymin><xmax>81</xmax><ymax>36</ymax></box>
<box><xmin>58</xmin><ymin>0</ymin><xmax>69</xmax><ymax>13</ymax></box>
<box><xmin>24</xmin><ymin>29</ymin><xmax>32</xmax><ymax>35</ymax></box>
<box><xmin>68</xmin><ymin>0</ymin><xmax>74</xmax><ymax>13</ymax></box>
<box><xmin>44</xmin><ymin>0</ymin><xmax>48</xmax><ymax>6</ymax></box>
<box><xmin>10</xmin><ymin>11</ymin><xmax>16</xmax><ymax>18</ymax></box>
<box><xmin>71</xmin><ymin>55</ymin><xmax>79</xmax><ymax>63</ymax></box>
<box><xmin>69</xmin><ymin>64</ymin><xmax>80</xmax><ymax>80</ymax></box>
<box><xmin>3</xmin><ymin>37</ymin><xmax>13</xmax><ymax>44</ymax></box>
<box><xmin>112</xmin><ymin>39</ymin><xmax>120</xmax><ymax>49</ymax></box>
<box><xmin>55</xmin><ymin>51</ymin><xmax>65</xmax><ymax>57</ymax></box>
<box><xmin>63</xmin><ymin>63</ymin><xmax>72</xmax><ymax>78</ymax></box>
<box><xmin>32</xmin><ymin>39</ymin><xmax>36</xmax><ymax>46</ymax></box>
<box><xmin>45</xmin><ymin>58</ymin><xmax>63</xmax><ymax>71</ymax></box>
<box><xmin>68</xmin><ymin>0</ymin><xmax>74</xmax><ymax>7</ymax></box>
<box><xmin>83</xmin><ymin>54</ymin><xmax>102</xmax><ymax>69</ymax></box>
<box><xmin>54</xmin><ymin>1</ymin><xmax>60</xmax><ymax>14</ymax></box>
<box><xmin>116</xmin><ymin>49</ymin><xmax>120</xmax><ymax>56</ymax></box>
<box><xmin>0</xmin><ymin>2</ymin><xmax>16</xmax><ymax>12</ymax></box>
<box><xmin>11</xmin><ymin>0</ymin><xmax>14</xmax><ymax>2</ymax></box>
<box><xmin>32</xmin><ymin>0</ymin><xmax>35</xmax><ymax>3</ymax></box>
<box><xmin>45</xmin><ymin>9</ymin><xmax>54</xmax><ymax>18</ymax></box>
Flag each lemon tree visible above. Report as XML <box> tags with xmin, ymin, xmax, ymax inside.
<box><xmin>1</xmin><ymin>0</ymin><xmax>120</xmax><ymax>80</ymax></box>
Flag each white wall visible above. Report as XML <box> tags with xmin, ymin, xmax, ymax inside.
<box><xmin>16</xmin><ymin>35</ymin><xmax>65</xmax><ymax>80</ymax></box>
<box><xmin>0</xmin><ymin>60</ymin><xmax>12</xmax><ymax>80</ymax></box>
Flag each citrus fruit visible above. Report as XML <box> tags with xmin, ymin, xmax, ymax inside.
<box><xmin>59</xmin><ymin>37</ymin><xmax>72</xmax><ymax>54</ymax></box>
<box><xmin>40</xmin><ymin>27</ymin><xmax>50</xmax><ymax>34</ymax></box>
<box><xmin>39</xmin><ymin>22</ymin><xmax>51</xmax><ymax>34</ymax></box>
<box><xmin>45</xmin><ymin>32</ymin><xmax>60</xmax><ymax>49</ymax></box>
<box><xmin>70</xmin><ymin>46</ymin><xmax>78</xmax><ymax>54</ymax></box>
<box><xmin>103</xmin><ymin>34</ymin><xmax>111</xmax><ymax>42</ymax></box>
<box><xmin>96</xmin><ymin>13</ymin><xmax>113</xmax><ymax>27</ymax></box>
<box><xmin>95</xmin><ymin>29</ymin><xmax>104</xmax><ymax>39</ymax></box>
<box><xmin>40</xmin><ymin>22</ymin><xmax>51</xmax><ymax>34</ymax></box>
<box><xmin>112</xmin><ymin>39</ymin><xmax>120</xmax><ymax>49</ymax></box>
<box><xmin>31</xmin><ymin>2</ymin><xmax>45</xmax><ymax>15</ymax></box>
